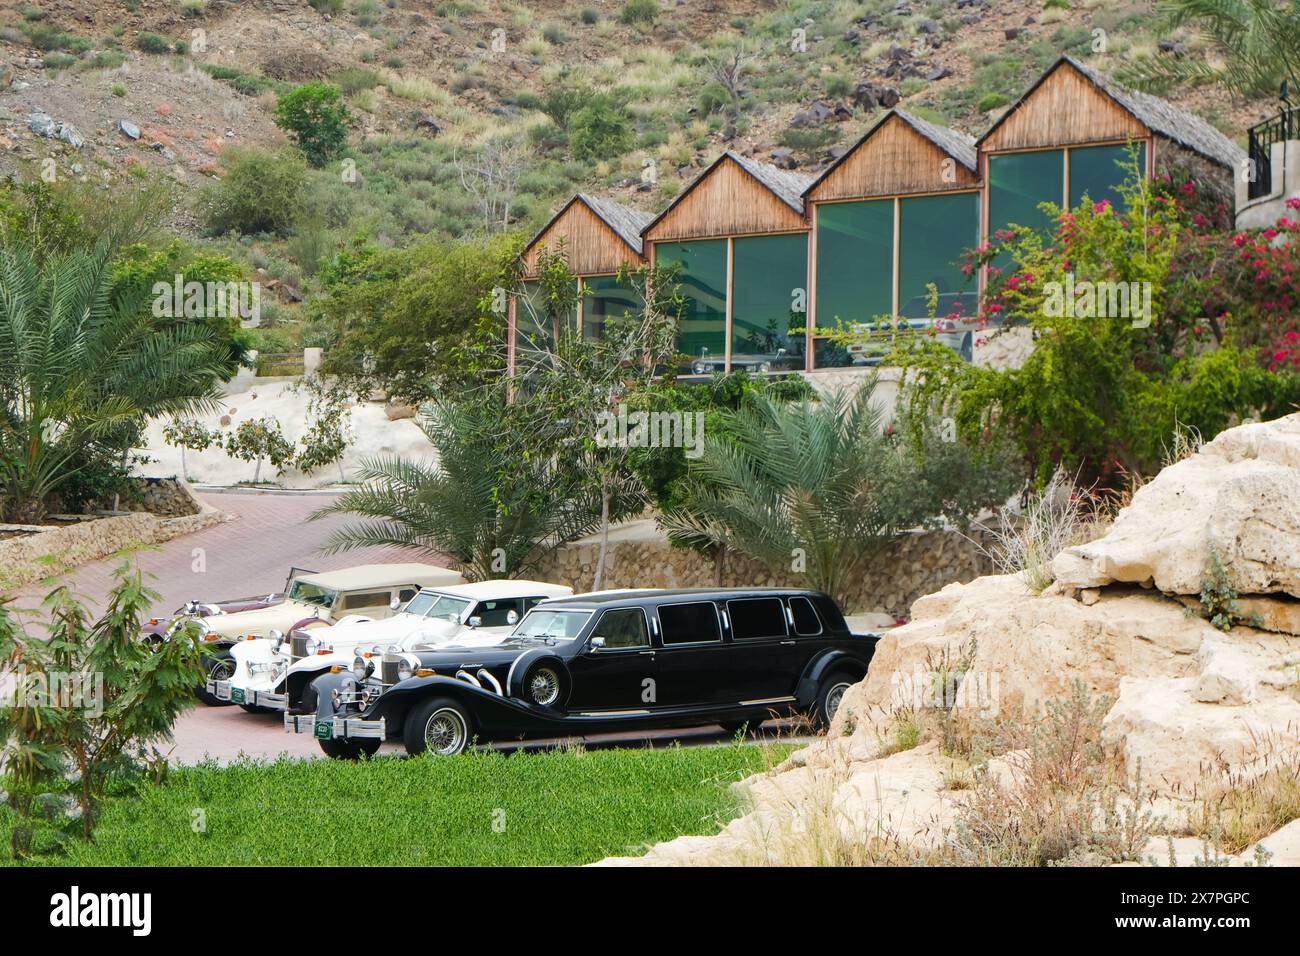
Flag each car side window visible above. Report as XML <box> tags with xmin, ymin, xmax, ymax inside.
<box><xmin>474</xmin><ymin>599</ymin><xmax>522</xmax><ymax>627</ymax></box>
<box><xmin>789</xmin><ymin>597</ymin><xmax>823</xmax><ymax>636</ymax></box>
<box><xmin>340</xmin><ymin>590</ymin><xmax>394</xmax><ymax>611</ymax></box>
<box><xmin>522</xmin><ymin>596</ymin><xmax>549</xmax><ymax>612</ymax></box>
<box><xmin>659</xmin><ymin>602</ymin><xmax>722</xmax><ymax>646</ymax></box>
<box><xmin>398</xmin><ymin>587</ymin><xmax>418</xmax><ymax>604</ymax></box>
<box><xmin>590</xmin><ymin>608</ymin><xmax>649</xmax><ymax>650</ymax></box>
<box><xmin>727</xmin><ymin>598</ymin><xmax>788</xmax><ymax>640</ymax></box>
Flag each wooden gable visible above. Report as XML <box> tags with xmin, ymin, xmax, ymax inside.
<box><xmin>522</xmin><ymin>198</ymin><xmax>643</xmax><ymax>277</ymax></box>
<box><xmin>807</xmin><ymin>113</ymin><xmax>979</xmax><ymax>202</ymax></box>
<box><xmin>980</xmin><ymin>60</ymin><xmax>1150</xmax><ymax>154</ymax></box>
<box><xmin>642</xmin><ymin>155</ymin><xmax>807</xmax><ymax>244</ymax></box>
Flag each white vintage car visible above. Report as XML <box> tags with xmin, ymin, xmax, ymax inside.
<box><xmin>218</xmin><ymin>579</ymin><xmax>574</xmax><ymax>713</ymax></box>
<box><xmin>197</xmin><ymin>563</ymin><xmax>464</xmax><ymax>706</ymax></box>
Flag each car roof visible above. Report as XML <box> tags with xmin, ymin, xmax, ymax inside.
<box><xmin>419</xmin><ymin>580</ymin><xmax>573</xmax><ymax>599</ymax></box>
<box><xmin>539</xmin><ymin>587</ymin><xmax>832</xmax><ymax>610</ymax></box>
<box><xmin>294</xmin><ymin>563</ymin><xmax>465</xmax><ymax>590</ymax></box>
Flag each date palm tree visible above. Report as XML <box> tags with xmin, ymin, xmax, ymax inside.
<box><xmin>660</xmin><ymin>385</ymin><xmax>1018</xmax><ymax>610</ymax></box>
<box><xmin>0</xmin><ymin>242</ymin><xmax>228</xmax><ymax>522</ymax></box>
<box><xmin>1128</xmin><ymin>0</ymin><xmax>1300</xmax><ymax>96</ymax></box>
<box><xmin>312</xmin><ymin>386</ymin><xmax>601</xmax><ymax>581</ymax></box>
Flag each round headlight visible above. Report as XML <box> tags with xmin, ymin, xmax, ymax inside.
<box><xmin>304</xmin><ymin>636</ymin><xmax>319</xmax><ymax>655</ymax></box>
<box><xmin>397</xmin><ymin>658</ymin><xmax>414</xmax><ymax>682</ymax></box>
<box><xmin>351</xmin><ymin>655</ymin><xmax>371</xmax><ymax>680</ymax></box>
<box><xmin>269</xmin><ymin>629</ymin><xmax>284</xmax><ymax>651</ymax></box>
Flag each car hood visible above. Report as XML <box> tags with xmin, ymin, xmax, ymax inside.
<box><xmin>315</xmin><ymin>614</ymin><xmax>474</xmax><ymax>649</ymax></box>
<box><xmin>200</xmin><ymin>600</ymin><xmax>324</xmax><ymax>638</ymax></box>
<box><xmin>408</xmin><ymin>637</ymin><xmax>567</xmax><ymax>669</ymax></box>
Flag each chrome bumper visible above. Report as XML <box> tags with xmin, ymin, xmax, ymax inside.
<box><xmin>284</xmin><ymin>713</ymin><xmax>386</xmax><ymax>741</ymax></box>
<box><xmin>206</xmin><ymin>679</ymin><xmax>233</xmax><ymax>701</ymax></box>
<box><xmin>251</xmin><ymin>690</ymin><xmax>288</xmax><ymax>710</ymax></box>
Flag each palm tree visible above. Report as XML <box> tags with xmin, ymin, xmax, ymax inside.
<box><xmin>660</xmin><ymin>385</ymin><xmax>1014</xmax><ymax>610</ymax></box>
<box><xmin>312</xmin><ymin>388</ymin><xmax>600</xmax><ymax>581</ymax></box>
<box><xmin>0</xmin><ymin>242</ymin><xmax>228</xmax><ymax>522</ymax></box>
<box><xmin>1128</xmin><ymin>0</ymin><xmax>1300</xmax><ymax>96</ymax></box>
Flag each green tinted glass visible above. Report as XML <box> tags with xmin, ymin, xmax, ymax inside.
<box><xmin>988</xmin><ymin>150</ymin><xmax>1064</xmax><ymax>237</ymax></box>
<box><xmin>731</xmin><ymin>233</ymin><xmax>808</xmax><ymax>372</ymax></box>
<box><xmin>1069</xmin><ymin>142</ymin><xmax>1145</xmax><ymax>210</ymax></box>
<box><xmin>654</xmin><ymin>240</ymin><xmax>727</xmax><ymax>374</ymax></box>
<box><xmin>581</xmin><ymin>275</ymin><xmax>638</xmax><ymax>341</ymax></box>
<box><xmin>898</xmin><ymin>192</ymin><xmax>980</xmax><ymax>319</ymax></box>
<box><xmin>516</xmin><ymin>280</ymin><xmax>556</xmax><ymax>353</ymax></box>
<box><xmin>814</xmin><ymin>200</ymin><xmax>893</xmax><ymax>331</ymax></box>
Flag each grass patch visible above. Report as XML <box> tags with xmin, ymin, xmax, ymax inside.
<box><xmin>2</xmin><ymin>743</ymin><xmax>790</xmax><ymax>866</ymax></box>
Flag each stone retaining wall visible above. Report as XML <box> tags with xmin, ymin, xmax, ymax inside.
<box><xmin>94</xmin><ymin>477</ymin><xmax>205</xmax><ymax>518</ymax></box>
<box><xmin>0</xmin><ymin>484</ymin><xmax>225</xmax><ymax>589</ymax></box>
<box><xmin>532</xmin><ymin>520</ymin><xmax>996</xmax><ymax>618</ymax></box>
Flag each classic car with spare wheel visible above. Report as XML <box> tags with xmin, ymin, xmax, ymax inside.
<box><xmin>194</xmin><ymin>563</ymin><xmax>464</xmax><ymax>708</ymax></box>
<box><xmin>289</xmin><ymin>588</ymin><xmax>879</xmax><ymax>759</ymax></box>
<box><xmin>224</xmin><ymin>579</ymin><xmax>572</xmax><ymax>714</ymax></box>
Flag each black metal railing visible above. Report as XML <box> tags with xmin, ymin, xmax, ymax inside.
<box><xmin>1247</xmin><ymin>106</ymin><xmax>1299</xmax><ymax>200</ymax></box>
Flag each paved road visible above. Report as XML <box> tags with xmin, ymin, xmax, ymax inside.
<box><xmin>9</xmin><ymin>488</ymin><xmax>814</xmax><ymax>763</ymax></box>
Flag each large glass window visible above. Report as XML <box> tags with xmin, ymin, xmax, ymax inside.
<box><xmin>727</xmin><ymin>598</ymin><xmax>788</xmax><ymax>641</ymax></box>
<box><xmin>730</xmin><ymin>233</ymin><xmax>807</xmax><ymax>372</ymax></box>
<box><xmin>590</xmin><ymin>608</ymin><xmax>649</xmax><ymax>650</ymax></box>
<box><xmin>1069</xmin><ymin>142</ymin><xmax>1146</xmax><ymax>210</ymax></box>
<box><xmin>516</xmin><ymin>280</ymin><xmax>559</xmax><ymax>353</ymax></box>
<box><xmin>988</xmin><ymin>150</ymin><xmax>1064</xmax><ymax>240</ymax></box>
<box><xmin>654</xmin><ymin>240</ymin><xmax>727</xmax><ymax>375</ymax></box>
<box><xmin>814</xmin><ymin>200</ymin><xmax>893</xmax><ymax>331</ymax></box>
<box><xmin>658</xmin><ymin>602</ymin><xmax>722</xmax><ymax>646</ymax></box>
<box><xmin>581</xmin><ymin>274</ymin><xmax>638</xmax><ymax>341</ymax></box>
<box><xmin>898</xmin><ymin>192</ymin><xmax>980</xmax><ymax>320</ymax></box>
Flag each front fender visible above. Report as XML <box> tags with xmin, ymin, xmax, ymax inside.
<box><xmin>796</xmin><ymin>647</ymin><xmax>875</xmax><ymax>709</ymax></box>
<box><xmin>365</xmin><ymin>675</ymin><xmax>570</xmax><ymax>739</ymax></box>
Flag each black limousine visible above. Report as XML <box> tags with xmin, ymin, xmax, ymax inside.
<box><xmin>288</xmin><ymin>588</ymin><xmax>880</xmax><ymax>758</ymax></box>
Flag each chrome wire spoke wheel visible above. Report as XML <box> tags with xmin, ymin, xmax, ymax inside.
<box><xmin>529</xmin><ymin>667</ymin><xmax>560</xmax><ymax>706</ymax></box>
<box><xmin>825</xmin><ymin>682</ymin><xmax>851</xmax><ymax>721</ymax></box>
<box><xmin>209</xmin><ymin>658</ymin><xmax>235</xmax><ymax>682</ymax></box>
<box><xmin>423</xmin><ymin>708</ymin><xmax>467</xmax><ymax>756</ymax></box>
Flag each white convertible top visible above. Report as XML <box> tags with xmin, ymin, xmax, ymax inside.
<box><xmin>294</xmin><ymin>563</ymin><xmax>465</xmax><ymax>591</ymax></box>
<box><xmin>419</xmin><ymin>580</ymin><xmax>573</xmax><ymax>600</ymax></box>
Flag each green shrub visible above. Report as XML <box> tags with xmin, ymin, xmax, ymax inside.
<box><xmin>111</xmin><ymin>81</ymin><xmax>127</xmax><ymax>97</ymax></box>
<box><xmin>134</xmin><ymin>31</ymin><xmax>172</xmax><ymax>54</ymax></box>
<box><xmin>309</xmin><ymin>0</ymin><xmax>345</xmax><ymax>12</ymax></box>
<box><xmin>178</xmin><ymin>0</ymin><xmax>207</xmax><ymax>16</ymax></box>
<box><xmin>352</xmin><ymin>0</ymin><xmax>381</xmax><ymax>26</ymax></box>
<box><xmin>542</xmin><ymin>22</ymin><xmax>565</xmax><ymax>44</ymax></box>
<box><xmin>619</xmin><ymin>0</ymin><xmax>658</xmax><ymax>26</ymax></box>
<box><xmin>977</xmin><ymin>91</ymin><xmax>1009</xmax><ymax>112</ymax></box>
<box><xmin>579</xmin><ymin>6</ymin><xmax>599</xmax><ymax>24</ymax></box>
<box><xmin>825</xmin><ymin>74</ymin><xmax>852</xmax><ymax>98</ymax></box>
<box><xmin>200</xmin><ymin>147</ymin><xmax>307</xmax><ymax>237</ymax></box>
<box><xmin>569</xmin><ymin>91</ymin><xmax>633</xmax><ymax>161</ymax></box>
<box><xmin>274</xmin><ymin>82</ymin><xmax>350</xmax><ymax>167</ymax></box>
<box><xmin>333</xmin><ymin>66</ymin><xmax>381</xmax><ymax>95</ymax></box>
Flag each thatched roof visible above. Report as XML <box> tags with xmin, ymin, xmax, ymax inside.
<box><xmin>726</xmin><ymin>151</ymin><xmax>816</xmax><ymax>212</ymax></box>
<box><xmin>576</xmin><ymin>193</ymin><xmax>655</xmax><ymax>255</ymax></box>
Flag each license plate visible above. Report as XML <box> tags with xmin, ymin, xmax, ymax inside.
<box><xmin>231</xmin><ymin>687</ymin><xmax>246</xmax><ymax>704</ymax></box>
<box><xmin>314</xmin><ymin>720</ymin><xmax>332</xmax><ymax>740</ymax></box>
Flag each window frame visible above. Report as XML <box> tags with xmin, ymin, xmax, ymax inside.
<box><xmin>787</xmin><ymin>596</ymin><xmax>824</xmax><ymax>637</ymax></box>
<box><xmin>655</xmin><ymin>600</ymin><xmax>725</xmax><ymax>648</ymax></box>
<box><xmin>587</xmin><ymin>606</ymin><xmax>652</xmax><ymax>653</ymax></box>
<box><xmin>725</xmin><ymin>597</ymin><xmax>790</xmax><ymax>641</ymax></box>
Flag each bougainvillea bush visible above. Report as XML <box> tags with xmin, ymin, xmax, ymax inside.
<box><xmin>898</xmin><ymin>162</ymin><xmax>1300</xmax><ymax>491</ymax></box>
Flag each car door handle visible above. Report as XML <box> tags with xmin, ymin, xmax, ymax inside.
<box><xmin>639</xmin><ymin>650</ymin><xmax>656</xmax><ymax>657</ymax></box>
<box><xmin>780</xmin><ymin>640</ymin><xmax>796</xmax><ymax>646</ymax></box>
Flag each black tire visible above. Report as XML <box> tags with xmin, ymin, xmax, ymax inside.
<box><xmin>293</xmin><ymin>674</ymin><xmax>323</xmax><ymax>715</ymax></box>
<box><xmin>403</xmin><ymin>697</ymin><xmax>473</xmax><ymax>757</ymax></box>
<box><xmin>719</xmin><ymin>719</ymin><xmax>765</xmax><ymax>737</ymax></box>
<box><xmin>194</xmin><ymin>651</ymin><xmax>235</xmax><ymax>706</ymax></box>
<box><xmin>521</xmin><ymin>660</ymin><xmax>565</xmax><ymax>708</ymax></box>
<box><xmin>810</xmin><ymin>671</ymin><xmax>857</xmax><ymax>729</ymax></box>
<box><xmin>318</xmin><ymin>737</ymin><xmax>382</xmax><ymax>760</ymax></box>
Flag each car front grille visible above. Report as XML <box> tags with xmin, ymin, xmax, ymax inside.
<box><xmin>291</xmin><ymin>633</ymin><xmax>310</xmax><ymax>661</ymax></box>
<box><xmin>381</xmin><ymin>655</ymin><xmax>401</xmax><ymax>686</ymax></box>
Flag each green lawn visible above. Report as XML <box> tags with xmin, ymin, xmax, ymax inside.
<box><xmin>2</xmin><ymin>743</ymin><xmax>791</xmax><ymax>866</ymax></box>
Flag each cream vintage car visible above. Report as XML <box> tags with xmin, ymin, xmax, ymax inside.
<box><xmin>189</xmin><ymin>563</ymin><xmax>464</xmax><ymax>706</ymax></box>
<box><xmin>219</xmin><ymin>580</ymin><xmax>574</xmax><ymax>713</ymax></box>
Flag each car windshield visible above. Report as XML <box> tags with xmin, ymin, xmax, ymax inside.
<box><xmin>404</xmin><ymin>592</ymin><xmax>472</xmax><ymax>623</ymax></box>
<box><xmin>286</xmin><ymin>580</ymin><xmax>338</xmax><ymax>607</ymax></box>
<box><xmin>512</xmin><ymin>609</ymin><xmax>591</xmax><ymax>643</ymax></box>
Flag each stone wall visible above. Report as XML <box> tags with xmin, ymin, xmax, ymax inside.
<box><xmin>0</xmin><ymin>487</ymin><xmax>226</xmax><ymax>589</ymax></box>
<box><xmin>94</xmin><ymin>477</ymin><xmax>205</xmax><ymax>518</ymax></box>
<box><xmin>532</xmin><ymin>519</ymin><xmax>995</xmax><ymax>618</ymax></box>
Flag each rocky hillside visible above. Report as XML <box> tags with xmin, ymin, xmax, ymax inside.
<box><xmin>0</xmin><ymin>0</ymin><xmax>1276</xmax><ymax>230</ymax></box>
<box><xmin>603</xmin><ymin>415</ymin><xmax>1300</xmax><ymax>866</ymax></box>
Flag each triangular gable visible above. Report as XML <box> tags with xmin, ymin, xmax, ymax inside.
<box><xmin>642</xmin><ymin>153</ymin><xmax>810</xmax><ymax>243</ymax></box>
<box><xmin>805</xmin><ymin>110</ymin><xmax>979</xmax><ymax>203</ymax></box>
<box><xmin>522</xmin><ymin>195</ymin><xmax>649</xmax><ymax>276</ymax></box>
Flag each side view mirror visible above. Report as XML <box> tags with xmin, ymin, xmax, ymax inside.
<box><xmin>467</xmin><ymin>616</ymin><xmax>482</xmax><ymax>628</ymax></box>
<box><xmin>390</xmin><ymin>597</ymin><xmax>401</xmax><ymax>611</ymax></box>
<box><xmin>589</xmin><ymin>636</ymin><xmax>606</xmax><ymax>652</ymax></box>
<box><xmin>506</xmin><ymin>610</ymin><xmax>519</xmax><ymax>626</ymax></box>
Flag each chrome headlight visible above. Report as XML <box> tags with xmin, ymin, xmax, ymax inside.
<box><xmin>397</xmin><ymin>656</ymin><xmax>414</xmax><ymax>682</ymax></box>
<box><xmin>269</xmin><ymin>629</ymin><xmax>285</xmax><ymax>652</ymax></box>
<box><xmin>304</xmin><ymin>636</ymin><xmax>319</xmax><ymax>655</ymax></box>
<box><xmin>351</xmin><ymin>655</ymin><xmax>373</xmax><ymax>681</ymax></box>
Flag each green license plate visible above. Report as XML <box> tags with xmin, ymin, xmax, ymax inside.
<box><xmin>314</xmin><ymin>720</ymin><xmax>332</xmax><ymax>740</ymax></box>
<box><xmin>231</xmin><ymin>687</ymin><xmax>245</xmax><ymax>704</ymax></box>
